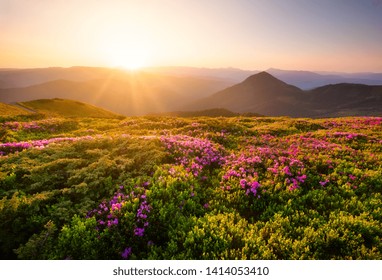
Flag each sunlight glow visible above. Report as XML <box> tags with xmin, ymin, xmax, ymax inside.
<box><xmin>108</xmin><ymin>46</ymin><xmax>151</xmax><ymax>70</ymax></box>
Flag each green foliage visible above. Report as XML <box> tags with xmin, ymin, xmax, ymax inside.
<box><xmin>0</xmin><ymin>191</ymin><xmax>55</xmax><ymax>259</ymax></box>
<box><xmin>14</xmin><ymin>220</ymin><xmax>57</xmax><ymax>259</ymax></box>
<box><xmin>55</xmin><ymin>216</ymin><xmax>101</xmax><ymax>259</ymax></box>
<box><xmin>183</xmin><ymin>212</ymin><xmax>249</xmax><ymax>259</ymax></box>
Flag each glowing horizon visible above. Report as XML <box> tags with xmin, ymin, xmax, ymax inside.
<box><xmin>1</xmin><ymin>0</ymin><xmax>382</xmax><ymax>72</ymax></box>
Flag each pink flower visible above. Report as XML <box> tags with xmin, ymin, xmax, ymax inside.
<box><xmin>297</xmin><ymin>174</ymin><xmax>307</xmax><ymax>183</ymax></box>
<box><xmin>240</xmin><ymin>179</ymin><xmax>247</xmax><ymax>188</ymax></box>
<box><xmin>319</xmin><ymin>180</ymin><xmax>329</xmax><ymax>187</ymax></box>
<box><xmin>283</xmin><ymin>166</ymin><xmax>292</xmax><ymax>176</ymax></box>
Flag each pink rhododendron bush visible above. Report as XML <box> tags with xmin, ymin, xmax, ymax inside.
<box><xmin>1</xmin><ymin>115</ymin><xmax>382</xmax><ymax>259</ymax></box>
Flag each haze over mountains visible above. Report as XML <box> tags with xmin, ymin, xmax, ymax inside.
<box><xmin>144</xmin><ymin>67</ymin><xmax>382</xmax><ymax>90</ymax></box>
<box><xmin>0</xmin><ymin>66</ymin><xmax>381</xmax><ymax>117</ymax></box>
<box><xmin>2</xmin><ymin>66</ymin><xmax>382</xmax><ymax>90</ymax></box>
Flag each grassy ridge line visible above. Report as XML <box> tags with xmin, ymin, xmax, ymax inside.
<box><xmin>13</xmin><ymin>103</ymin><xmax>38</xmax><ymax>113</ymax></box>
<box><xmin>20</xmin><ymin>99</ymin><xmax>123</xmax><ymax>118</ymax></box>
<box><xmin>0</xmin><ymin>102</ymin><xmax>33</xmax><ymax>117</ymax></box>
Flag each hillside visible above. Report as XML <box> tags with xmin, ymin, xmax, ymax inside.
<box><xmin>188</xmin><ymin>72</ymin><xmax>310</xmax><ymax>117</ymax></box>
<box><xmin>19</xmin><ymin>99</ymin><xmax>121</xmax><ymax>118</ymax></box>
<box><xmin>0</xmin><ymin>72</ymin><xmax>231</xmax><ymax>116</ymax></box>
<box><xmin>307</xmin><ymin>83</ymin><xmax>382</xmax><ymax>117</ymax></box>
<box><xmin>0</xmin><ymin>102</ymin><xmax>32</xmax><ymax>117</ymax></box>
<box><xmin>1</xmin><ymin>114</ymin><xmax>381</xmax><ymax>260</ymax></box>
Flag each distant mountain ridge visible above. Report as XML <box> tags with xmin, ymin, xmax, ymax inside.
<box><xmin>1</xmin><ymin>66</ymin><xmax>382</xmax><ymax>90</ymax></box>
<box><xmin>188</xmin><ymin>72</ymin><xmax>382</xmax><ymax>117</ymax></box>
<box><xmin>1</xmin><ymin>67</ymin><xmax>382</xmax><ymax>117</ymax></box>
<box><xmin>266</xmin><ymin>68</ymin><xmax>382</xmax><ymax>89</ymax></box>
<box><xmin>0</xmin><ymin>72</ymin><xmax>231</xmax><ymax>116</ymax></box>
<box><xmin>0</xmin><ymin>67</ymin><xmax>114</xmax><ymax>88</ymax></box>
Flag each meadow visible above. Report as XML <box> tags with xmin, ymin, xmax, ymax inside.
<box><xmin>1</xmin><ymin>111</ymin><xmax>381</xmax><ymax>259</ymax></box>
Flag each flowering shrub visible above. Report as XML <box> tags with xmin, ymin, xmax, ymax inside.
<box><xmin>54</xmin><ymin>184</ymin><xmax>152</xmax><ymax>259</ymax></box>
<box><xmin>1</xmin><ymin>115</ymin><xmax>381</xmax><ymax>259</ymax></box>
<box><xmin>0</xmin><ymin>135</ymin><xmax>98</xmax><ymax>155</ymax></box>
<box><xmin>1</xmin><ymin>118</ymin><xmax>78</xmax><ymax>143</ymax></box>
<box><xmin>160</xmin><ymin>135</ymin><xmax>225</xmax><ymax>176</ymax></box>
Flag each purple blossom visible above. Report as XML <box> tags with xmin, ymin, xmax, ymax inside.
<box><xmin>134</xmin><ymin>227</ymin><xmax>145</xmax><ymax>237</ymax></box>
<box><xmin>86</xmin><ymin>186</ymin><xmax>151</xmax><ymax>239</ymax></box>
<box><xmin>319</xmin><ymin>180</ymin><xmax>329</xmax><ymax>187</ymax></box>
<box><xmin>160</xmin><ymin>135</ymin><xmax>225</xmax><ymax>176</ymax></box>
<box><xmin>107</xmin><ymin>218</ymin><xmax>118</xmax><ymax>227</ymax></box>
<box><xmin>0</xmin><ymin>135</ymin><xmax>101</xmax><ymax>155</ymax></box>
<box><xmin>121</xmin><ymin>247</ymin><xmax>132</xmax><ymax>259</ymax></box>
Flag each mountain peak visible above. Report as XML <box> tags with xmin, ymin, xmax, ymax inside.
<box><xmin>242</xmin><ymin>71</ymin><xmax>288</xmax><ymax>86</ymax></box>
<box><xmin>246</xmin><ymin>71</ymin><xmax>273</xmax><ymax>79</ymax></box>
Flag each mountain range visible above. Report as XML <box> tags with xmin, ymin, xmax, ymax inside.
<box><xmin>266</xmin><ymin>68</ymin><xmax>382</xmax><ymax>90</ymax></box>
<box><xmin>0</xmin><ymin>69</ymin><xmax>231</xmax><ymax>116</ymax></box>
<box><xmin>2</xmin><ymin>66</ymin><xmax>382</xmax><ymax>90</ymax></box>
<box><xmin>0</xmin><ymin>66</ymin><xmax>381</xmax><ymax>117</ymax></box>
<box><xmin>144</xmin><ymin>66</ymin><xmax>382</xmax><ymax>90</ymax></box>
<box><xmin>187</xmin><ymin>72</ymin><xmax>382</xmax><ymax>117</ymax></box>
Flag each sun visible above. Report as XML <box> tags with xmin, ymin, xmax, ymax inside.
<box><xmin>111</xmin><ymin>48</ymin><xmax>150</xmax><ymax>70</ymax></box>
<box><xmin>105</xmin><ymin>43</ymin><xmax>151</xmax><ymax>70</ymax></box>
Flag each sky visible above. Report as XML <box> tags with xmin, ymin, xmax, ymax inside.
<box><xmin>1</xmin><ymin>0</ymin><xmax>382</xmax><ymax>72</ymax></box>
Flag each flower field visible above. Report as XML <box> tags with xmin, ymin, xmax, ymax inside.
<box><xmin>0</xmin><ymin>114</ymin><xmax>381</xmax><ymax>259</ymax></box>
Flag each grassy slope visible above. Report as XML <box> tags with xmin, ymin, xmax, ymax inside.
<box><xmin>0</xmin><ymin>102</ymin><xmax>32</xmax><ymax>117</ymax></box>
<box><xmin>19</xmin><ymin>98</ymin><xmax>121</xmax><ymax>118</ymax></box>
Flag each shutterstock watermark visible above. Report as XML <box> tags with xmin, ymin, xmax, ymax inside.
<box><xmin>113</xmin><ymin>266</ymin><xmax>197</xmax><ymax>276</ymax></box>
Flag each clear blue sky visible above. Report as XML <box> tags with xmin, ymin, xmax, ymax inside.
<box><xmin>1</xmin><ymin>0</ymin><xmax>381</xmax><ymax>71</ymax></box>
